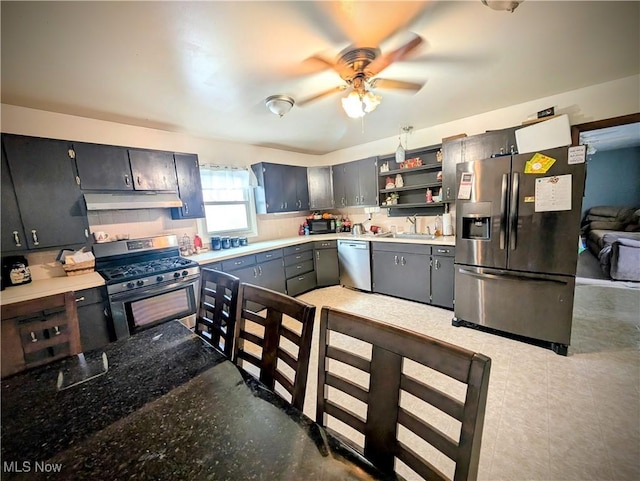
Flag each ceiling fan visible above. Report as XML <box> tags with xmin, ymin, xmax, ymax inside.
<box><xmin>298</xmin><ymin>34</ymin><xmax>425</xmax><ymax>118</ymax></box>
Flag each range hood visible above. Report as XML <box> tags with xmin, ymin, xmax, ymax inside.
<box><xmin>84</xmin><ymin>192</ymin><xmax>183</xmax><ymax>211</ymax></box>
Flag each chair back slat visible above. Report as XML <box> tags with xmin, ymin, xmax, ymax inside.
<box><xmin>195</xmin><ymin>269</ymin><xmax>240</xmax><ymax>357</ymax></box>
<box><xmin>233</xmin><ymin>283</ymin><xmax>315</xmax><ymax>411</ymax></box>
<box><xmin>317</xmin><ymin>307</ymin><xmax>491</xmax><ymax>481</ymax></box>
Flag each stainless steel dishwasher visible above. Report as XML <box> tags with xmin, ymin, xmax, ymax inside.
<box><xmin>337</xmin><ymin>239</ymin><xmax>371</xmax><ymax>292</ymax></box>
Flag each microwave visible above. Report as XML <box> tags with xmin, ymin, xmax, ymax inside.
<box><xmin>308</xmin><ymin>218</ymin><xmax>337</xmax><ymax>234</ymax></box>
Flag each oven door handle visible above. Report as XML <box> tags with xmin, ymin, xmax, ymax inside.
<box><xmin>109</xmin><ymin>277</ymin><xmax>198</xmax><ymax>303</ymax></box>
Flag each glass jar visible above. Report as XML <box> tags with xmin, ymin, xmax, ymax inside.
<box><xmin>211</xmin><ymin>236</ymin><xmax>222</xmax><ymax>250</ymax></box>
<box><xmin>221</xmin><ymin>236</ymin><xmax>231</xmax><ymax>249</ymax></box>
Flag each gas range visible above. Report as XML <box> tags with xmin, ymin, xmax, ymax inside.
<box><xmin>93</xmin><ymin>235</ymin><xmax>200</xmax><ymax>295</ymax></box>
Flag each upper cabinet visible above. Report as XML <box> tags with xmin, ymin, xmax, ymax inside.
<box><xmin>252</xmin><ymin>162</ymin><xmax>309</xmax><ymax>214</ymax></box>
<box><xmin>74</xmin><ymin>142</ymin><xmax>180</xmax><ymax>192</ymax></box>
<box><xmin>307</xmin><ymin>166</ymin><xmax>334</xmax><ymax>210</ymax></box>
<box><xmin>332</xmin><ymin>156</ymin><xmax>378</xmax><ymax>208</ymax></box>
<box><xmin>441</xmin><ymin>127</ymin><xmax>519</xmax><ymax>203</ymax></box>
<box><xmin>73</xmin><ymin>142</ymin><xmax>133</xmax><ymax>190</ymax></box>
<box><xmin>1</xmin><ymin>134</ymin><xmax>89</xmax><ymax>251</ymax></box>
<box><xmin>128</xmin><ymin>149</ymin><xmax>178</xmax><ymax>191</ymax></box>
<box><xmin>171</xmin><ymin>153</ymin><xmax>205</xmax><ymax>219</ymax></box>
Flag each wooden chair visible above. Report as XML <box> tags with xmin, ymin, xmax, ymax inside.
<box><xmin>317</xmin><ymin>307</ymin><xmax>491</xmax><ymax>481</ymax></box>
<box><xmin>233</xmin><ymin>283</ymin><xmax>315</xmax><ymax>411</ymax></box>
<box><xmin>1</xmin><ymin>291</ymin><xmax>82</xmax><ymax>377</ymax></box>
<box><xmin>194</xmin><ymin>268</ymin><xmax>241</xmax><ymax>357</ymax></box>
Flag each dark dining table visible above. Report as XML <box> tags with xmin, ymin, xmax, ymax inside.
<box><xmin>1</xmin><ymin>320</ymin><xmax>388</xmax><ymax>480</ymax></box>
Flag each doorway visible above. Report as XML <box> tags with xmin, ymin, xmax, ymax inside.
<box><xmin>571</xmin><ymin>113</ymin><xmax>640</xmax><ymax>282</ymax></box>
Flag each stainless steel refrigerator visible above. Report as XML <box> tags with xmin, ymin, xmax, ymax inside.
<box><xmin>453</xmin><ymin>147</ymin><xmax>586</xmax><ymax>355</ymax></box>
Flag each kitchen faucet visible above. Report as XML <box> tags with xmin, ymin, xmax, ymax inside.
<box><xmin>407</xmin><ymin>215</ymin><xmax>417</xmax><ymax>234</ymax></box>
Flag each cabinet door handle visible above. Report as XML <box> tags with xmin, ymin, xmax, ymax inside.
<box><xmin>298</xmin><ymin>276</ymin><xmax>305</xmax><ymax>281</ymax></box>
<box><xmin>124</xmin><ymin>174</ymin><xmax>131</xmax><ymax>186</ymax></box>
<box><xmin>103</xmin><ymin>308</ymin><xmax>109</xmax><ymax>317</ymax></box>
<box><xmin>316</xmin><ymin>252</ymin><xmax>320</xmax><ymax>260</ymax></box>
<box><xmin>360</xmin><ymin>195</ymin><xmax>364</xmax><ymax>203</ymax></box>
<box><xmin>75</xmin><ymin>296</ymin><xmax>86</xmax><ymax>302</ymax></box>
<box><xmin>435</xmin><ymin>259</ymin><xmax>441</xmax><ymax>270</ymax></box>
<box><xmin>446</xmin><ymin>187</ymin><xmax>450</xmax><ymax>199</ymax></box>
<box><xmin>355</xmin><ymin>195</ymin><xmax>359</xmax><ymax>204</ymax></box>
<box><xmin>183</xmin><ymin>202</ymin><xmax>189</xmax><ymax>214</ymax></box>
<box><xmin>394</xmin><ymin>255</ymin><xmax>399</xmax><ymax>265</ymax></box>
<box><xmin>341</xmin><ymin>197</ymin><xmax>345</xmax><ymax>206</ymax></box>
<box><xmin>12</xmin><ymin>231</ymin><xmax>22</xmax><ymax>247</ymax></box>
<box><xmin>137</xmin><ymin>176</ymin><xmax>142</xmax><ymax>186</ymax></box>
<box><xmin>401</xmin><ymin>256</ymin><xmax>406</xmax><ymax>266</ymax></box>
<box><xmin>253</xmin><ymin>267</ymin><xmax>258</xmax><ymax>278</ymax></box>
<box><xmin>297</xmin><ymin>265</ymin><xmax>303</xmax><ymax>269</ymax></box>
<box><xmin>257</xmin><ymin>266</ymin><xmax>262</xmax><ymax>276</ymax></box>
<box><xmin>265</xmin><ymin>254</ymin><xmax>272</xmax><ymax>258</ymax></box>
<box><xmin>31</xmin><ymin>230</ymin><xmax>39</xmax><ymax>246</ymax></box>
<box><xmin>30</xmin><ymin>332</ymin><xmax>38</xmax><ymax>343</ymax></box>
<box><xmin>53</xmin><ymin>326</ymin><xmax>61</xmax><ymax>336</ymax></box>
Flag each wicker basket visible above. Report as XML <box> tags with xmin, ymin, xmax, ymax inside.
<box><xmin>62</xmin><ymin>259</ymin><xmax>96</xmax><ymax>276</ymax></box>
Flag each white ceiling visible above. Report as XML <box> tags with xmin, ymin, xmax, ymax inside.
<box><xmin>1</xmin><ymin>1</ymin><xmax>639</xmax><ymax>155</ymax></box>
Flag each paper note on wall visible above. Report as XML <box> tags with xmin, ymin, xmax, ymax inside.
<box><xmin>535</xmin><ymin>174</ymin><xmax>572</xmax><ymax>212</ymax></box>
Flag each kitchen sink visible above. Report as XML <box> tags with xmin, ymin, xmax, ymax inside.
<box><xmin>391</xmin><ymin>232</ymin><xmax>437</xmax><ymax>240</ymax></box>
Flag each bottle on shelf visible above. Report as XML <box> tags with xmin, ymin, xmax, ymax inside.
<box><xmin>426</xmin><ymin>188</ymin><xmax>433</xmax><ymax>203</ymax></box>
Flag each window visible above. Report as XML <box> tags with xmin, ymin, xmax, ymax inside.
<box><xmin>198</xmin><ymin>166</ymin><xmax>257</xmax><ymax>236</ymax></box>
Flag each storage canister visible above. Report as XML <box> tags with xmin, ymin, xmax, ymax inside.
<box><xmin>239</xmin><ymin>237</ymin><xmax>248</xmax><ymax>246</ymax></box>
<box><xmin>221</xmin><ymin>237</ymin><xmax>231</xmax><ymax>249</ymax></box>
<box><xmin>211</xmin><ymin>236</ymin><xmax>222</xmax><ymax>250</ymax></box>
<box><xmin>230</xmin><ymin>237</ymin><xmax>240</xmax><ymax>248</ymax></box>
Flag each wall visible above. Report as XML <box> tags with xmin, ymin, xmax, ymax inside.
<box><xmin>582</xmin><ymin>146</ymin><xmax>640</xmax><ymax>219</ymax></box>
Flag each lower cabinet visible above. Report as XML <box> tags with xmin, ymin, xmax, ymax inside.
<box><xmin>431</xmin><ymin>246</ymin><xmax>455</xmax><ymax>309</ymax></box>
<box><xmin>75</xmin><ymin>287</ymin><xmax>113</xmax><ymax>352</ymax></box>
<box><xmin>372</xmin><ymin>243</ymin><xmax>431</xmax><ymax>304</ymax></box>
<box><xmin>284</xmin><ymin>244</ymin><xmax>317</xmax><ymax>297</ymax></box>
<box><xmin>219</xmin><ymin>249</ymin><xmax>286</xmax><ymax>294</ymax></box>
<box><xmin>372</xmin><ymin>243</ymin><xmax>455</xmax><ymax>309</ymax></box>
<box><xmin>314</xmin><ymin>240</ymin><xmax>340</xmax><ymax>287</ymax></box>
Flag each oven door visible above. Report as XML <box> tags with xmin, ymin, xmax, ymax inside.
<box><xmin>108</xmin><ymin>275</ymin><xmax>199</xmax><ymax>339</ymax></box>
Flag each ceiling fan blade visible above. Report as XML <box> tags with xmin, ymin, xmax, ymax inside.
<box><xmin>364</xmin><ymin>34</ymin><xmax>424</xmax><ymax>77</ymax></box>
<box><xmin>370</xmin><ymin>78</ymin><xmax>423</xmax><ymax>92</ymax></box>
<box><xmin>298</xmin><ymin>86</ymin><xmax>347</xmax><ymax>106</ymax></box>
<box><xmin>309</xmin><ymin>54</ymin><xmax>356</xmax><ymax>80</ymax></box>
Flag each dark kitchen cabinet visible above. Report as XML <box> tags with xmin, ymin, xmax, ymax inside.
<box><xmin>128</xmin><ymin>149</ymin><xmax>178</xmax><ymax>191</ymax></box>
<box><xmin>441</xmin><ymin>137</ymin><xmax>464</xmax><ymax>203</ymax></box>
<box><xmin>221</xmin><ymin>250</ymin><xmax>286</xmax><ymax>294</ymax></box>
<box><xmin>307</xmin><ymin>166</ymin><xmax>334</xmax><ymax>210</ymax></box>
<box><xmin>256</xmin><ymin>257</ymin><xmax>286</xmax><ymax>293</ymax></box>
<box><xmin>73</xmin><ymin>141</ymin><xmax>133</xmax><ymax>190</ymax></box>
<box><xmin>171</xmin><ymin>153</ymin><xmax>205</xmax><ymax>219</ymax></box>
<box><xmin>442</xmin><ymin>127</ymin><xmax>519</xmax><ymax>203</ymax></box>
<box><xmin>372</xmin><ymin>242</ymin><xmax>431</xmax><ymax>304</ymax></box>
<box><xmin>431</xmin><ymin>246</ymin><xmax>455</xmax><ymax>309</ymax></box>
<box><xmin>1</xmin><ymin>147</ymin><xmax>28</xmax><ymax>253</ymax></box>
<box><xmin>75</xmin><ymin>287</ymin><xmax>113</xmax><ymax>352</ymax></box>
<box><xmin>284</xmin><ymin>243</ymin><xmax>316</xmax><ymax>296</ymax></box>
<box><xmin>1</xmin><ymin>134</ymin><xmax>89</xmax><ymax>251</ymax></box>
<box><xmin>252</xmin><ymin>163</ymin><xmax>310</xmax><ymax>213</ymax></box>
<box><xmin>332</xmin><ymin>156</ymin><xmax>378</xmax><ymax>207</ymax></box>
<box><xmin>314</xmin><ymin>240</ymin><xmax>339</xmax><ymax>287</ymax></box>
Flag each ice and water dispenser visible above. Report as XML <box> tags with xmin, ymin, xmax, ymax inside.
<box><xmin>460</xmin><ymin>202</ymin><xmax>492</xmax><ymax>240</ymax></box>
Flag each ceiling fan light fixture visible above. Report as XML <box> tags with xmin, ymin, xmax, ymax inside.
<box><xmin>481</xmin><ymin>0</ymin><xmax>523</xmax><ymax>12</ymax></box>
<box><xmin>265</xmin><ymin>95</ymin><xmax>294</xmax><ymax>117</ymax></box>
<box><xmin>341</xmin><ymin>90</ymin><xmax>382</xmax><ymax>119</ymax></box>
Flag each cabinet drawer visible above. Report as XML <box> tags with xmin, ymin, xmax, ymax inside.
<box><xmin>432</xmin><ymin>246</ymin><xmax>455</xmax><ymax>257</ymax></box>
<box><xmin>286</xmin><ymin>271</ymin><xmax>317</xmax><ymax>297</ymax></box>
<box><xmin>285</xmin><ymin>259</ymin><xmax>314</xmax><ymax>279</ymax></box>
<box><xmin>256</xmin><ymin>249</ymin><xmax>282</xmax><ymax>263</ymax></box>
<box><xmin>283</xmin><ymin>243</ymin><xmax>313</xmax><ymax>256</ymax></box>
<box><xmin>372</xmin><ymin>242</ymin><xmax>431</xmax><ymax>255</ymax></box>
<box><xmin>314</xmin><ymin>240</ymin><xmax>337</xmax><ymax>249</ymax></box>
<box><xmin>74</xmin><ymin>287</ymin><xmax>106</xmax><ymax>307</ymax></box>
<box><xmin>222</xmin><ymin>255</ymin><xmax>256</xmax><ymax>271</ymax></box>
<box><xmin>284</xmin><ymin>250</ymin><xmax>313</xmax><ymax>266</ymax></box>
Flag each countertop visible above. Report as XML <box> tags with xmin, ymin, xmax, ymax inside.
<box><xmin>0</xmin><ymin>234</ymin><xmax>455</xmax><ymax>306</ymax></box>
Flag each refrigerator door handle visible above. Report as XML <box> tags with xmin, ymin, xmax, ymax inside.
<box><xmin>509</xmin><ymin>172</ymin><xmax>520</xmax><ymax>250</ymax></box>
<box><xmin>500</xmin><ymin>173</ymin><xmax>509</xmax><ymax>250</ymax></box>
<box><xmin>457</xmin><ymin>267</ymin><xmax>569</xmax><ymax>285</ymax></box>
